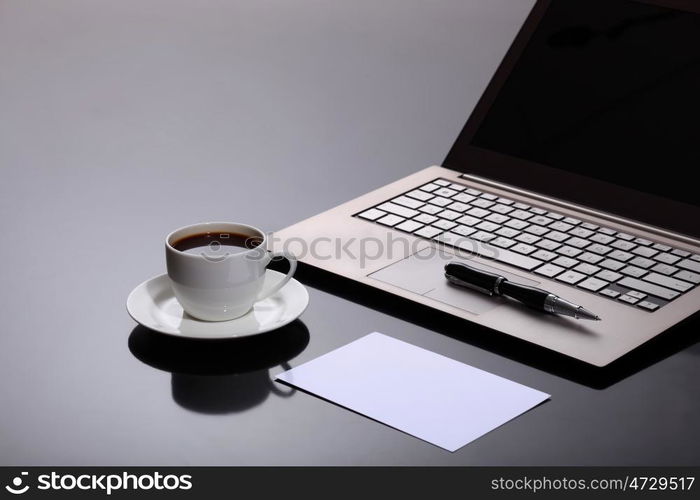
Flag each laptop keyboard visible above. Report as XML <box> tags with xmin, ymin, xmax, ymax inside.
<box><xmin>355</xmin><ymin>178</ymin><xmax>700</xmax><ymax>312</ymax></box>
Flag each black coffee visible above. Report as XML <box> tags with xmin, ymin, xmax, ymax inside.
<box><xmin>172</xmin><ymin>232</ymin><xmax>262</xmax><ymax>256</ymax></box>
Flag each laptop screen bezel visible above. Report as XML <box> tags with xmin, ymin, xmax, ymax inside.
<box><xmin>443</xmin><ymin>0</ymin><xmax>700</xmax><ymax>239</ymax></box>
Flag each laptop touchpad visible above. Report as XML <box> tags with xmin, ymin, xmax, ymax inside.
<box><xmin>368</xmin><ymin>246</ymin><xmax>540</xmax><ymax>315</ymax></box>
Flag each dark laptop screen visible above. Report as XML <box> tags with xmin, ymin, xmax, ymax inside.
<box><xmin>466</xmin><ymin>0</ymin><xmax>700</xmax><ymax>209</ymax></box>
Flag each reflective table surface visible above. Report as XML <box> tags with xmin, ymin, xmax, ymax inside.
<box><xmin>1</xmin><ymin>0</ymin><xmax>698</xmax><ymax>465</ymax></box>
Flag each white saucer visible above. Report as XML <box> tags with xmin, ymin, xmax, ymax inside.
<box><xmin>126</xmin><ymin>271</ymin><xmax>309</xmax><ymax>339</ymax></box>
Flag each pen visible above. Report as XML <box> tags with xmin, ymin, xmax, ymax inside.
<box><xmin>444</xmin><ymin>261</ymin><xmax>601</xmax><ymax>321</ymax></box>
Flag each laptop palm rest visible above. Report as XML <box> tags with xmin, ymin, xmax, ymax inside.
<box><xmin>368</xmin><ymin>246</ymin><xmax>540</xmax><ymax>315</ymax></box>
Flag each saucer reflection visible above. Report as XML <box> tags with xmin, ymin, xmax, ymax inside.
<box><xmin>128</xmin><ymin>320</ymin><xmax>310</xmax><ymax>414</ymax></box>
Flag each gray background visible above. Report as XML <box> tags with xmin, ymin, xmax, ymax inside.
<box><xmin>1</xmin><ymin>0</ymin><xmax>698</xmax><ymax>465</ymax></box>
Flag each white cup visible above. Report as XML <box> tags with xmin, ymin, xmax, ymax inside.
<box><xmin>165</xmin><ymin>222</ymin><xmax>297</xmax><ymax>321</ymax></box>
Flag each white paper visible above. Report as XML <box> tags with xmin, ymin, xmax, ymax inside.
<box><xmin>276</xmin><ymin>332</ymin><xmax>550</xmax><ymax>452</ymax></box>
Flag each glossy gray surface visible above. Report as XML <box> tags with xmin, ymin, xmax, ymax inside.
<box><xmin>1</xmin><ymin>0</ymin><xmax>698</xmax><ymax>465</ymax></box>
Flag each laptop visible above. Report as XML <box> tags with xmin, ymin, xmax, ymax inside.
<box><xmin>274</xmin><ymin>0</ymin><xmax>700</xmax><ymax>367</ymax></box>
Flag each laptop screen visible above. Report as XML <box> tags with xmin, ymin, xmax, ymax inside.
<box><xmin>449</xmin><ymin>0</ymin><xmax>700</xmax><ymax>212</ymax></box>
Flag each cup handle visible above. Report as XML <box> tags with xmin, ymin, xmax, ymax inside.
<box><xmin>269</xmin><ymin>362</ymin><xmax>296</xmax><ymax>397</ymax></box>
<box><xmin>256</xmin><ymin>251</ymin><xmax>297</xmax><ymax>301</ymax></box>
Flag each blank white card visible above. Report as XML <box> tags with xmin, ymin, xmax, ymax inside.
<box><xmin>276</xmin><ymin>332</ymin><xmax>550</xmax><ymax>452</ymax></box>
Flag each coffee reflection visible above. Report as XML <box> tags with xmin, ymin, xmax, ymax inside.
<box><xmin>128</xmin><ymin>320</ymin><xmax>309</xmax><ymax>414</ymax></box>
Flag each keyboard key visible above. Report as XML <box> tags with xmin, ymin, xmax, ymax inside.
<box><xmin>557</xmin><ymin>270</ymin><xmax>586</xmax><ymax>284</ymax></box>
<box><xmin>471</xmin><ymin>198</ymin><xmax>495</xmax><ymax>209</ymax></box>
<box><xmin>496</xmin><ymin>227</ymin><xmax>520</xmax><ymax>238</ymax></box>
<box><xmin>677</xmin><ymin>259</ymin><xmax>700</xmax><ymax>273</ymax></box>
<box><xmin>406</xmin><ymin>189</ymin><xmax>434</xmax><ymax>201</ymax></box>
<box><xmin>530</xmin><ymin>207</ymin><xmax>547</xmax><ymax>215</ymax></box>
<box><xmin>598</xmin><ymin>227</ymin><xmax>617</xmax><ymax>236</ymax></box>
<box><xmin>504</xmin><ymin>219</ymin><xmax>529</xmax><ymax>230</ymax></box>
<box><xmin>456</xmin><ymin>214</ymin><xmax>481</xmax><ymax>226</ymax></box>
<box><xmin>581</xmin><ymin>222</ymin><xmax>599</xmax><ymax>230</ymax></box>
<box><xmin>600</xmin><ymin>288</ymin><xmax>620</xmax><ymax>298</ymax></box>
<box><xmin>549</xmin><ymin>221</ymin><xmax>573</xmax><ymax>232</ymax></box>
<box><xmin>470</xmin><ymin>231</ymin><xmax>496</xmax><ymax>242</ymax></box>
<box><xmin>511</xmin><ymin>243</ymin><xmax>537</xmax><ymax>255</ymax></box>
<box><xmin>512</xmin><ymin>202</ymin><xmax>530</xmax><ymax>210</ymax></box>
<box><xmin>420</xmin><ymin>183</ymin><xmax>440</xmax><ymax>192</ymax></box>
<box><xmin>621</xmin><ymin>266</ymin><xmax>648</xmax><ymax>278</ymax></box>
<box><xmin>515</xmin><ymin>233</ymin><xmax>539</xmax><ymax>244</ymax></box>
<box><xmin>600</xmin><ymin>259</ymin><xmax>625</xmax><ymax>271</ymax></box>
<box><xmin>378</xmin><ymin>202</ymin><xmax>418</xmax><ymax>218</ymax></box>
<box><xmin>486</xmin><ymin>213</ymin><xmax>510</xmax><ymax>224</ymax></box>
<box><xmin>653</xmin><ymin>252</ymin><xmax>680</xmax><ymax>265</ymax></box>
<box><xmin>377</xmin><ymin>214</ymin><xmax>405</xmax><ymax>227</ymax></box>
<box><xmin>611</xmin><ymin>239</ymin><xmax>636</xmax><ymax>251</ymax></box>
<box><xmin>574</xmin><ymin>263</ymin><xmax>601</xmax><ymax>275</ymax></box>
<box><xmin>452</xmin><ymin>225</ymin><xmax>476</xmax><ymax>237</ymax></box>
<box><xmin>358</xmin><ymin>208</ymin><xmax>386</xmax><ymax>221</ymax></box>
<box><xmin>530</xmin><ymin>215</ymin><xmax>553</xmax><ymax>226</ymax></box>
<box><xmin>433</xmin><ymin>219</ymin><xmax>457</xmax><ymax>230</ymax></box>
<box><xmin>535</xmin><ymin>263</ymin><xmax>565</xmax><ymax>278</ymax></box>
<box><xmin>536</xmin><ymin>239</ymin><xmax>561</xmax><ymax>251</ymax></box>
<box><xmin>587</xmin><ymin>244</ymin><xmax>612</xmax><ymax>255</ymax></box>
<box><xmin>569</xmin><ymin>227</ymin><xmax>594</xmax><ymax>238</ymax></box>
<box><xmin>491</xmin><ymin>203</ymin><xmax>514</xmax><ymax>215</ymax></box>
<box><xmin>395</xmin><ymin>220</ymin><xmax>424</xmax><ymax>233</ymax></box>
<box><xmin>532</xmin><ymin>249</ymin><xmax>558</xmax><ymax>261</ymax></box>
<box><xmin>546</xmin><ymin>231</ymin><xmax>570</xmax><ymax>242</ymax></box>
<box><xmin>608</xmin><ymin>250</ymin><xmax>634</xmax><ymax>262</ymax></box>
<box><xmin>563</xmin><ymin>217</ymin><xmax>581</xmax><ymax>225</ymax></box>
<box><xmin>689</xmin><ymin>254</ymin><xmax>700</xmax><ymax>261</ymax></box>
<box><xmin>434</xmin><ymin>179</ymin><xmax>451</xmax><ymax>186</ymax></box>
<box><xmin>616</xmin><ymin>232</ymin><xmax>634</xmax><ymax>240</ymax></box>
<box><xmin>449</xmin><ymin>183</ymin><xmax>465</xmax><ymax>191</ymax></box>
<box><xmin>419</xmin><ymin>204</ymin><xmax>442</xmax><ymax>215</ymax></box>
<box><xmin>466</xmin><ymin>207</ymin><xmax>490</xmax><ymax>218</ymax></box>
<box><xmin>652</xmin><ymin>243</ymin><xmax>672</xmax><ymax>252</ymax></box>
<box><xmin>510</xmin><ymin>209</ymin><xmax>532</xmax><ymax>220</ymax></box>
<box><xmin>490</xmin><ymin>236</ymin><xmax>516</xmax><ymax>249</ymax></box>
<box><xmin>578</xmin><ymin>277</ymin><xmax>608</xmax><ymax>291</ymax></box>
<box><xmin>590</xmin><ymin>233</ymin><xmax>615</xmax><ymax>245</ymax></box>
<box><xmin>629</xmin><ymin>256</ymin><xmax>655</xmax><ymax>269</ymax></box>
<box><xmin>557</xmin><ymin>245</ymin><xmax>582</xmax><ymax>257</ymax></box>
<box><xmin>634</xmin><ymin>237</ymin><xmax>653</xmax><ymax>246</ymax></box>
<box><xmin>627</xmin><ymin>290</ymin><xmax>647</xmax><ymax>300</ymax></box>
<box><xmin>453</xmin><ymin>193</ymin><xmax>476</xmax><ymax>204</ymax></box>
<box><xmin>437</xmin><ymin>209</ymin><xmax>461</xmax><ymax>221</ymax></box>
<box><xmin>414</xmin><ymin>213</ymin><xmax>437</xmax><ymax>224</ymax></box>
<box><xmin>675</xmin><ymin>270</ymin><xmax>700</xmax><ymax>284</ymax></box>
<box><xmin>619</xmin><ymin>294</ymin><xmax>640</xmax><ymax>305</ymax></box>
<box><xmin>414</xmin><ymin>226</ymin><xmax>442</xmax><ymax>238</ymax></box>
<box><xmin>565</xmin><ymin>237</ymin><xmax>590</xmax><ymax>249</ymax></box>
<box><xmin>651</xmin><ymin>263</ymin><xmax>677</xmax><ymax>276</ymax></box>
<box><xmin>496</xmin><ymin>197</ymin><xmax>515</xmax><ymax>205</ymax></box>
<box><xmin>476</xmin><ymin>221</ymin><xmax>501</xmax><ymax>233</ymax></box>
<box><xmin>447</xmin><ymin>202</ymin><xmax>471</xmax><ymax>213</ymax></box>
<box><xmin>643</xmin><ymin>273</ymin><xmax>693</xmax><ymax>292</ymax></box>
<box><xmin>552</xmin><ymin>256</ymin><xmax>578</xmax><ymax>268</ymax></box>
<box><xmin>428</xmin><ymin>196</ymin><xmax>452</xmax><ymax>207</ymax></box>
<box><xmin>632</xmin><ymin>246</ymin><xmax>658</xmax><ymax>258</ymax></box>
<box><xmin>578</xmin><ymin>252</ymin><xmax>604</xmax><ymax>264</ymax></box>
<box><xmin>671</xmin><ymin>248</ymin><xmax>691</xmax><ymax>257</ymax></box>
<box><xmin>481</xmin><ymin>193</ymin><xmax>499</xmax><ymax>201</ymax></box>
<box><xmin>392</xmin><ymin>196</ymin><xmax>424</xmax><ymax>209</ymax></box>
<box><xmin>524</xmin><ymin>225</ymin><xmax>549</xmax><ymax>236</ymax></box>
<box><xmin>618</xmin><ymin>276</ymin><xmax>679</xmax><ymax>300</ymax></box>
<box><xmin>596</xmin><ymin>269</ymin><xmax>622</xmax><ymax>282</ymax></box>
<box><xmin>464</xmin><ymin>188</ymin><xmax>482</xmax><ymax>196</ymax></box>
<box><xmin>546</xmin><ymin>212</ymin><xmax>564</xmax><ymax>220</ymax></box>
<box><xmin>638</xmin><ymin>301</ymin><xmax>659</xmax><ymax>311</ymax></box>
